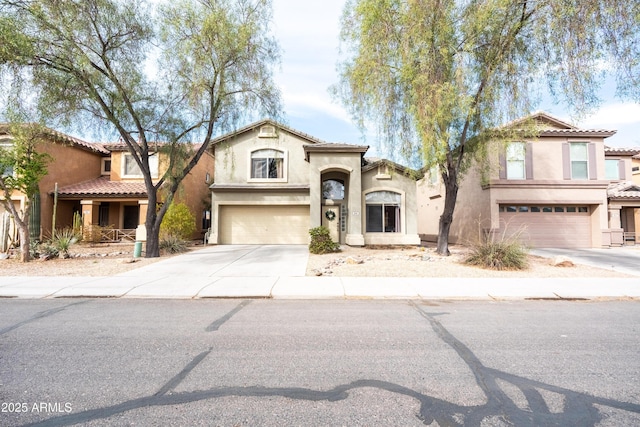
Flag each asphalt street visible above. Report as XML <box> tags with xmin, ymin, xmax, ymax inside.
<box><xmin>1</xmin><ymin>299</ymin><xmax>639</xmax><ymax>426</ymax></box>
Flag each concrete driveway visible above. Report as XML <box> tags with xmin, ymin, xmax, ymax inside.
<box><xmin>124</xmin><ymin>245</ymin><xmax>309</xmax><ymax>278</ymax></box>
<box><xmin>530</xmin><ymin>247</ymin><xmax>640</xmax><ymax>277</ymax></box>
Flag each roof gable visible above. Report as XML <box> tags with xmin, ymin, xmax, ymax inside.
<box><xmin>209</xmin><ymin>119</ymin><xmax>330</xmax><ymax>146</ymax></box>
<box><xmin>501</xmin><ymin>111</ymin><xmax>616</xmax><ymax>138</ymax></box>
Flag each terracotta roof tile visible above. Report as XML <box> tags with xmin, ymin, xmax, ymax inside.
<box><xmin>605</xmin><ymin>146</ymin><xmax>640</xmax><ymax>155</ymax></box>
<box><xmin>608</xmin><ymin>181</ymin><xmax>640</xmax><ymax>199</ymax></box>
<box><xmin>56</xmin><ymin>176</ymin><xmax>147</xmax><ymax>198</ymax></box>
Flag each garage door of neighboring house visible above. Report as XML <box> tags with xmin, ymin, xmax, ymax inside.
<box><xmin>499</xmin><ymin>205</ymin><xmax>591</xmax><ymax>248</ymax></box>
<box><xmin>219</xmin><ymin>205</ymin><xmax>310</xmax><ymax>244</ymax></box>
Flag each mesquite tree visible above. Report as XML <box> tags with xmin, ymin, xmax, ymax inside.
<box><xmin>335</xmin><ymin>0</ymin><xmax>640</xmax><ymax>255</ymax></box>
<box><xmin>0</xmin><ymin>0</ymin><xmax>281</xmax><ymax>257</ymax></box>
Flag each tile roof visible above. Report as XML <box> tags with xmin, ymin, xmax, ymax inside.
<box><xmin>0</xmin><ymin>123</ymin><xmax>110</xmax><ymax>155</ymax></box>
<box><xmin>608</xmin><ymin>181</ymin><xmax>640</xmax><ymax>199</ymax></box>
<box><xmin>56</xmin><ymin>176</ymin><xmax>148</xmax><ymax>198</ymax></box>
<box><xmin>605</xmin><ymin>146</ymin><xmax>640</xmax><ymax>155</ymax></box>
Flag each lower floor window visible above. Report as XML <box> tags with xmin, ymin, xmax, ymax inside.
<box><xmin>366</xmin><ymin>191</ymin><xmax>401</xmax><ymax>233</ymax></box>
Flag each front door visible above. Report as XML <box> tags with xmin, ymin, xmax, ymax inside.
<box><xmin>322</xmin><ymin>205</ymin><xmax>340</xmax><ymax>243</ymax></box>
<box><xmin>123</xmin><ymin>205</ymin><xmax>140</xmax><ymax>229</ymax></box>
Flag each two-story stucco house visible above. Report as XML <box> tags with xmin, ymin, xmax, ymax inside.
<box><xmin>604</xmin><ymin>146</ymin><xmax>640</xmax><ymax>245</ymax></box>
<box><xmin>207</xmin><ymin>120</ymin><xmax>421</xmax><ymax>246</ymax></box>
<box><xmin>418</xmin><ymin>112</ymin><xmax>639</xmax><ymax>248</ymax></box>
<box><xmin>0</xmin><ymin>125</ymin><xmax>213</xmax><ymax>242</ymax></box>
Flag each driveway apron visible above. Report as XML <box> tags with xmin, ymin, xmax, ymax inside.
<box><xmin>530</xmin><ymin>247</ymin><xmax>640</xmax><ymax>276</ymax></box>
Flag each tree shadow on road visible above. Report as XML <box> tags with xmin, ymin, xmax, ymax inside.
<box><xmin>20</xmin><ymin>300</ymin><xmax>640</xmax><ymax>426</ymax></box>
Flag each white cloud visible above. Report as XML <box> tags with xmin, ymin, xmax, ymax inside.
<box><xmin>579</xmin><ymin>103</ymin><xmax>640</xmax><ymax>127</ymax></box>
<box><xmin>272</xmin><ymin>0</ymin><xmax>351</xmax><ymax>125</ymax></box>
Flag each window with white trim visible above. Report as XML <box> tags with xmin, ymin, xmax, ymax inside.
<box><xmin>506</xmin><ymin>142</ymin><xmax>526</xmax><ymax>179</ymax></box>
<box><xmin>366</xmin><ymin>191</ymin><xmax>401</xmax><ymax>233</ymax></box>
<box><xmin>251</xmin><ymin>149</ymin><xmax>284</xmax><ymax>179</ymax></box>
<box><xmin>570</xmin><ymin>143</ymin><xmax>588</xmax><ymax>179</ymax></box>
<box><xmin>122</xmin><ymin>153</ymin><xmax>158</xmax><ymax>178</ymax></box>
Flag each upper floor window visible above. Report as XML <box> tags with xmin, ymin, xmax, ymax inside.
<box><xmin>101</xmin><ymin>158</ymin><xmax>112</xmax><ymax>175</ymax></box>
<box><xmin>365</xmin><ymin>190</ymin><xmax>401</xmax><ymax>233</ymax></box>
<box><xmin>123</xmin><ymin>152</ymin><xmax>158</xmax><ymax>178</ymax></box>
<box><xmin>506</xmin><ymin>142</ymin><xmax>526</xmax><ymax>179</ymax></box>
<box><xmin>570</xmin><ymin>142</ymin><xmax>588</xmax><ymax>179</ymax></box>
<box><xmin>605</xmin><ymin>159</ymin><xmax>621</xmax><ymax>180</ymax></box>
<box><xmin>251</xmin><ymin>149</ymin><xmax>284</xmax><ymax>179</ymax></box>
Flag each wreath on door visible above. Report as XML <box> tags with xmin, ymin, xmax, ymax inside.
<box><xmin>325</xmin><ymin>210</ymin><xmax>336</xmax><ymax>221</ymax></box>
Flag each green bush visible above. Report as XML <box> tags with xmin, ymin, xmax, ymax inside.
<box><xmin>160</xmin><ymin>234</ymin><xmax>189</xmax><ymax>254</ymax></box>
<box><xmin>308</xmin><ymin>226</ymin><xmax>340</xmax><ymax>254</ymax></box>
<box><xmin>160</xmin><ymin>202</ymin><xmax>196</xmax><ymax>240</ymax></box>
<box><xmin>464</xmin><ymin>240</ymin><xmax>528</xmax><ymax>270</ymax></box>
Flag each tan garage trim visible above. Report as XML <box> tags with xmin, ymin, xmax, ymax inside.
<box><xmin>219</xmin><ymin>204</ymin><xmax>310</xmax><ymax>244</ymax></box>
<box><xmin>499</xmin><ymin>205</ymin><xmax>591</xmax><ymax>248</ymax></box>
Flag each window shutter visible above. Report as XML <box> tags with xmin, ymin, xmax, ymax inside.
<box><xmin>498</xmin><ymin>152</ymin><xmax>506</xmax><ymax>179</ymax></box>
<box><xmin>588</xmin><ymin>143</ymin><xmax>597</xmax><ymax>180</ymax></box>
<box><xmin>619</xmin><ymin>160</ymin><xmax>627</xmax><ymax>180</ymax></box>
<box><xmin>525</xmin><ymin>143</ymin><xmax>533</xmax><ymax>180</ymax></box>
<box><xmin>562</xmin><ymin>143</ymin><xmax>571</xmax><ymax>180</ymax></box>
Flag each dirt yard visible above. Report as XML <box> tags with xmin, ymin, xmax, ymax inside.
<box><xmin>305</xmin><ymin>244</ymin><xmax>632</xmax><ymax>278</ymax></box>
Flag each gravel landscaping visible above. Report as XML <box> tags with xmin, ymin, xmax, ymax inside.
<box><xmin>0</xmin><ymin>242</ymin><xmax>631</xmax><ymax>278</ymax></box>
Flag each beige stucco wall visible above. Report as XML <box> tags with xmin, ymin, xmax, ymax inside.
<box><xmin>308</xmin><ymin>152</ymin><xmax>364</xmax><ymax>245</ymax></box>
<box><xmin>214</xmin><ymin>129</ymin><xmax>311</xmax><ymax>186</ymax></box>
<box><xmin>361</xmin><ymin>166</ymin><xmax>420</xmax><ymax>245</ymax></box>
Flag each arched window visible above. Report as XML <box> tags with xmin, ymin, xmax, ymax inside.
<box><xmin>251</xmin><ymin>149</ymin><xmax>284</xmax><ymax>179</ymax></box>
<box><xmin>322</xmin><ymin>179</ymin><xmax>345</xmax><ymax>200</ymax></box>
<box><xmin>366</xmin><ymin>191</ymin><xmax>401</xmax><ymax>233</ymax></box>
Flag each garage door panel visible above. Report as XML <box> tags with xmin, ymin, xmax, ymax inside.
<box><xmin>220</xmin><ymin>205</ymin><xmax>310</xmax><ymax>244</ymax></box>
<box><xmin>500</xmin><ymin>207</ymin><xmax>591</xmax><ymax>248</ymax></box>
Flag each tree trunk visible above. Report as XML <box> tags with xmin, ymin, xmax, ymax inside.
<box><xmin>144</xmin><ymin>204</ymin><xmax>161</xmax><ymax>258</ymax></box>
<box><xmin>17</xmin><ymin>217</ymin><xmax>30</xmax><ymax>263</ymax></box>
<box><xmin>436</xmin><ymin>167</ymin><xmax>459</xmax><ymax>256</ymax></box>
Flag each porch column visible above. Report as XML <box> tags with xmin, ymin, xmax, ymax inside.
<box><xmin>608</xmin><ymin>205</ymin><xmax>622</xmax><ymax>228</ymax></box>
<box><xmin>608</xmin><ymin>205</ymin><xmax>623</xmax><ymax>246</ymax></box>
<box><xmin>136</xmin><ymin>200</ymin><xmax>148</xmax><ymax>241</ymax></box>
<box><xmin>345</xmin><ymin>170</ymin><xmax>365</xmax><ymax>246</ymax></box>
<box><xmin>80</xmin><ymin>200</ymin><xmax>100</xmax><ymax>241</ymax></box>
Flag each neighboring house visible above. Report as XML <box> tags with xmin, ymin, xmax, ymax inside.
<box><xmin>1</xmin><ymin>125</ymin><xmax>107</xmax><ymax>241</ymax></box>
<box><xmin>0</xmin><ymin>125</ymin><xmax>213</xmax><ymax>243</ymax></box>
<box><xmin>207</xmin><ymin>120</ymin><xmax>421</xmax><ymax>246</ymax></box>
<box><xmin>605</xmin><ymin>147</ymin><xmax>640</xmax><ymax>245</ymax></box>
<box><xmin>418</xmin><ymin>112</ymin><xmax>640</xmax><ymax>248</ymax></box>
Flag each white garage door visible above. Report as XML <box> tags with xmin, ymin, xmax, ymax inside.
<box><xmin>499</xmin><ymin>205</ymin><xmax>591</xmax><ymax>248</ymax></box>
<box><xmin>219</xmin><ymin>205</ymin><xmax>310</xmax><ymax>244</ymax></box>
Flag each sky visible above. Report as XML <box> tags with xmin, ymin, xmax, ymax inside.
<box><xmin>271</xmin><ymin>0</ymin><xmax>640</xmax><ymax>156</ymax></box>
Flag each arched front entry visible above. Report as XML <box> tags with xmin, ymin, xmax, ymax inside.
<box><xmin>321</xmin><ymin>171</ymin><xmax>348</xmax><ymax>244</ymax></box>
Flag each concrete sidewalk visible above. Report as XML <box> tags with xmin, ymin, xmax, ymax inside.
<box><xmin>0</xmin><ymin>275</ymin><xmax>637</xmax><ymax>300</ymax></box>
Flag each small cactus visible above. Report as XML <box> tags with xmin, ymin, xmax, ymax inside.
<box><xmin>0</xmin><ymin>212</ymin><xmax>11</xmax><ymax>253</ymax></box>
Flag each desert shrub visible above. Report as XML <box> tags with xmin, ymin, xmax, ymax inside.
<box><xmin>37</xmin><ymin>242</ymin><xmax>60</xmax><ymax>260</ymax></box>
<box><xmin>160</xmin><ymin>203</ymin><xmax>196</xmax><ymax>240</ymax></box>
<box><xmin>51</xmin><ymin>228</ymin><xmax>79</xmax><ymax>258</ymax></box>
<box><xmin>465</xmin><ymin>239</ymin><xmax>528</xmax><ymax>270</ymax></box>
<box><xmin>308</xmin><ymin>226</ymin><xmax>340</xmax><ymax>254</ymax></box>
<box><xmin>160</xmin><ymin>234</ymin><xmax>189</xmax><ymax>254</ymax></box>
